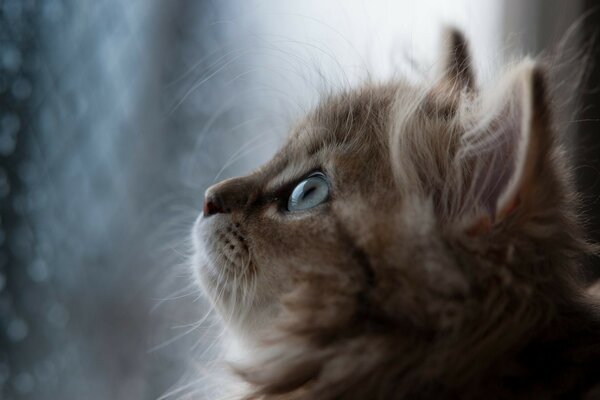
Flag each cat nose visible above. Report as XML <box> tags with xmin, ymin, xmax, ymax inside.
<box><xmin>203</xmin><ymin>177</ymin><xmax>251</xmax><ymax>217</ymax></box>
<box><xmin>203</xmin><ymin>195</ymin><xmax>224</xmax><ymax>217</ymax></box>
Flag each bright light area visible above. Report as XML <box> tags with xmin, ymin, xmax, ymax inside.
<box><xmin>223</xmin><ymin>1</ymin><xmax>502</xmax><ymax>85</ymax></box>
<box><xmin>214</xmin><ymin>0</ymin><xmax>503</xmax><ymax>167</ymax></box>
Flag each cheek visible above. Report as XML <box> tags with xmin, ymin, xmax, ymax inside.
<box><xmin>248</xmin><ymin>213</ymin><xmax>341</xmax><ymax>285</ymax></box>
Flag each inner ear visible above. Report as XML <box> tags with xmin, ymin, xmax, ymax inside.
<box><xmin>456</xmin><ymin>61</ymin><xmax>553</xmax><ymax>235</ymax></box>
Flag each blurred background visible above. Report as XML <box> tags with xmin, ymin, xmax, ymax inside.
<box><xmin>1</xmin><ymin>1</ymin><xmax>598</xmax><ymax>399</ymax></box>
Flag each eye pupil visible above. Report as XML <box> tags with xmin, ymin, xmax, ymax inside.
<box><xmin>302</xmin><ymin>186</ymin><xmax>316</xmax><ymax>198</ymax></box>
<box><xmin>287</xmin><ymin>173</ymin><xmax>329</xmax><ymax>212</ymax></box>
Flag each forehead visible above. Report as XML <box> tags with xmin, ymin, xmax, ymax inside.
<box><xmin>301</xmin><ymin>83</ymin><xmax>398</xmax><ymax>151</ymax></box>
<box><xmin>260</xmin><ymin>83</ymin><xmax>400</xmax><ymax>189</ymax></box>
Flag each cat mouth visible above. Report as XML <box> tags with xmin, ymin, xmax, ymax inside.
<box><xmin>193</xmin><ymin>215</ymin><xmax>256</xmax><ymax>292</ymax></box>
<box><xmin>213</xmin><ymin>222</ymin><xmax>254</xmax><ymax>274</ymax></box>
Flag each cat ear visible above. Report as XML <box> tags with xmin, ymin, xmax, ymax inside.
<box><xmin>425</xmin><ymin>28</ymin><xmax>475</xmax><ymax>117</ymax></box>
<box><xmin>459</xmin><ymin>61</ymin><xmax>553</xmax><ymax>235</ymax></box>
<box><xmin>438</xmin><ymin>28</ymin><xmax>476</xmax><ymax>92</ymax></box>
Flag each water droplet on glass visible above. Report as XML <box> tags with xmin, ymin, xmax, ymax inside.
<box><xmin>2</xmin><ymin>0</ymin><xmax>23</xmax><ymax>21</ymax></box>
<box><xmin>0</xmin><ymin>168</ymin><xmax>10</xmax><ymax>198</ymax></box>
<box><xmin>0</xmin><ymin>362</ymin><xmax>10</xmax><ymax>385</ymax></box>
<box><xmin>34</xmin><ymin>359</ymin><xmax>58</xmax><ymax>387</ymax></box>
<box><xmin>0</xmin><ymin>45</ymin><xmax>21</xmax><ymax>72</ymax></box>
<box><xmin>6</xmin><ymin>318</ymin><xmax>28</xmax><ymax>342</ymax></box>
<box><xmin>42</xmin><ymin>0</ymin><xmax>64</xmax><ymax>22</ymax></box>
<box><xmin>47</xmin><ymin>303</ymin><xmax>69</xmax><ymax>327</ymax></box>
<box><xmin>0</xmin><ymin>75</ymin><xmax>7</xmax><ymax>94</ymax></box>
<box><xmin>0</xmin><ymin>114</ymin><xmax>20</xmax><ymax>156</ymax></box>
<box><xmin>9</xmin><ymin>223</ymin><xmax>32</xmax><ymax>259</ymax></box>
<box><xmin>28</xmin><ymin>259</ymin><xmax>49</xmax><ymax>283</ymax></box>
<box><xmin>13</xmin><ymin>372</ymin><xmax>34</xmax><ymax>394</ymax></box>
<box><xmin>11</xmin><ymin>78</ymin><xmax>32</xmax><ymax>100</ymax></box>
<box><xmin>12</xmin><ymin>194</ymin><xmax>27</xmax><ymax>215</ymax></box>
<box><xmin>18</xmin><ymin>162</ymin><xmax>36</xmax><ymax>185</ymax></box>
<box><xmin>0</xmin><ymin>292</ymin><xmax>12</xmax><ymax>315</ymax></box>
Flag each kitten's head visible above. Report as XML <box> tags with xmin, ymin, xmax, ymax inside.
<box><xmin>192</xmin><ymin>30</ymin><xmax>589</xmax><ymax>395</ymax></box>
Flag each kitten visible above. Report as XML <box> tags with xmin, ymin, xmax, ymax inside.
<box><xmin>192</xmin><ymin>29</ymin><xmax>600</xmax><ymax>399</ymax></box>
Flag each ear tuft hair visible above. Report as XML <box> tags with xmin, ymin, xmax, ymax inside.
<box><xmin>425</xmin><ymin>28</ymin><xmax>476</xmax><ymax>119</ymax></box>
<box><xmin>441</xmin><ymin>27</ymin><xmax>476</xmax><ymax>92</ymax></box>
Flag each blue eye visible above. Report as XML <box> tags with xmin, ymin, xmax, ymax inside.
<box><xmin>287</xmin><ymin>172</ymin><xmax>330</xmax><ymax>212</ymax></box>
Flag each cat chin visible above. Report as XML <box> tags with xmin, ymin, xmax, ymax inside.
<box><xmin>192</xmin><ymin>214</ymin><xmax>230</xmax><ymax>294</ymax></box>
<box><xmin>191</xmin><ymin>213</ymin><xmax>259</xmax><ymax>320</ymax></box>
